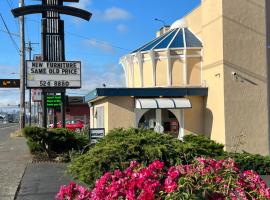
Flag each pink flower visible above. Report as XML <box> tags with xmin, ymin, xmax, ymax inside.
<box><xmin>164</xmin><ymin>177</ymin><xmax>177</xmax><ymax>193</ymax></box>
<box><xmin>167</xmin><ymin>167</ymin><xmax>180</xmax><ymax>180</ymax></box>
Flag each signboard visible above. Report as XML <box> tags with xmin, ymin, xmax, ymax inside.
<box><xmin>26</xmin><ymin>61</ymin><xmax>81</xmax><ymax>88</ymax></box>
<box><xmin>46</xmin><ymin>95</ymin><xmax>62</xmax><ymax>107</ymax></box>
<box><xmin>32</xmin><ymin>89</ymin><xmax>42</xmax><ymax>102</ymax></box>
<box><xmin>0</xmin><ymin>79</ymin><xmax>20</xmax><ymax>88</ymax></box>
<box><xmin>89</xmin><ymin>128</ymin><xmax>105</xmax><ymax>144</ymax></box>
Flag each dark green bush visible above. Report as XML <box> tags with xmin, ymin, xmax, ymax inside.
<box><xmin>26</xmin><ymin>138</ymin><xmax>43</xmax><ymax>153</ymax></box>
<box><xmin>183</xmin><ymin>134</ymin><xmax>224</xmax><ymax>158</ymax></box>
<box><xmin>67</xmin><ymin>128</ymin><xmax>270</xmax><ymax>187</ymax></box>
<box><xmin>67</xmin><ymin>128</ymin><xmax>185</xmax><ymax>187</ymax></box>
<box><xmin>23</xmin><ymin>126</ymin><xmax>89</xmax><ymax>156</ymax></box>
<box><xmin>217</xmin><ymin>152</ymin><xmax>270</xmax><ymax>175</ymax></box>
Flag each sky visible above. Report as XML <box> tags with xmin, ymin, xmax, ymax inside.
<box><xmin>0</xmin><ymin>0</ymin><xmax>201</xmax><ymax>106</ymax></box>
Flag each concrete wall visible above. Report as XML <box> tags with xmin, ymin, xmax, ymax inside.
<box><xmin>187</xmin><ymin>57</ymin><xmax>201</xmax><ymax>85</ymax></box>
<box><xmin>184</xmin><ymin>96</ymin><xmax>205</xmax><ymax>135</ymax></box>
<box><xmin>156</xmin><ymin>59</ymin><xmax>168</xmax><ymax>86</ymax></box>
<box><xmin>184</xmin><ymin>0</ymin><xmax>269</xmax><ymax>155</ymax></box>
<box><xmin>143</xmin><ymin>60</ymin><xmax>153</xmax><ymax>87</ymax></box>
<box><xmin>107</xmin><ymin>96</ymin><xmax>135</xmax><ymax>131</ymax></box>
<box><xmin>222</xmin><ymin>0</ymin><xmax>269</xmax><ymax>154</ymax></box>
<box><xmin>201</xmin><ymin>0</ymin><xmax>226</xmax><ymax>145</ymax></box>
<box><xmin>134</xmin><ymin>62</ymin><xmax>141</xmax><ymax>87</ymax></box>
<box><xmin>171</xmin><ymin>58</ymin><xmax>184</xmax><ymax>86</ymax></box>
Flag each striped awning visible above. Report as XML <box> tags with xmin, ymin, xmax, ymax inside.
<box><xmin>135</xmin><ymin>98</ymin><xmax>191</xmax><ymax>109</ymax></box>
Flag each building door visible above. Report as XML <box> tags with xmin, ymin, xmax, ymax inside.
<box><xmin>96</xmin><ymin>106</ymin><xmax>104</xmax><ymax>128</ymax></box>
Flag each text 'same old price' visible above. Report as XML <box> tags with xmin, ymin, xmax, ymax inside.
<box><xmin>26</xmin><ymin>61</ymin><xmax>81</xmax><ymax>88</ymax></box>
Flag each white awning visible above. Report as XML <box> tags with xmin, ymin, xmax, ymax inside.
<box><xmin>135</xmin><ymin>98</ymin><xmax>191</xmax><ymax>109</ymax></box>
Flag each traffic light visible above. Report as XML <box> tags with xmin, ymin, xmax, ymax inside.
<box><xmin>0</xmin><ymin>79</ymin><xmax>20</xmax><ymax>88</ymax></box>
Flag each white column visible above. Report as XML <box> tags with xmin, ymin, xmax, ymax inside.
<box><xmin>149</xmin><ymin>50</ymin><xmax>156</xmax><ymax>87</ymax></box>
<box><xmin>200</xmin><ymin>49</ymin><xmax>203</xmax><ymax>86</ymax></box>
<box><xmin>183</xmin><ymin>28</ymin><xmax>188</xmax><ymax>85</ymax></box>
<box><xmin>135</xmin><ymin>52</ymin><xmax>144</xmax><ymax>87</ymax></box>
<box><xmin>119</xmin><ymin>56</ymin><xmax>129</xmax><ymax>87</ymax></box>
<box><xmin>166</xmin><ymin>49</ymin><xmax>172</xmax><ymax>86</ymax></box>
<box><xmin>127</xmin><ymin>55</ymin><xmax>134</xmax><ymax>87</ymax></box>
<box><xmin>155</xmin><ymin>109</ymin><xmax>164</xmax><ymax>133</ymax></box>
<box><xmin>178</xmin><ymin>110</ymin><xmax>184</xmax><ymax>140</ymax></box>
<box><xmin>183</xmin><ymin>49</ymin><xmax>187</xmax><ymax>85</ymax></box>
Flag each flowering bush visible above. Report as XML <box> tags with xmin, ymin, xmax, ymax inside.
<box><xmin>57</xmin><ymin>158</ymin><xmax>270</xmax><ymax>200</ymax></box>
<box><xmin>56</xmin><ymin>182</ymin><xmax>91</xmax><ymax>200</ymax></box>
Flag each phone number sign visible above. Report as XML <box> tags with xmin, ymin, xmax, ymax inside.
<box><xmin>26</xmin><ymin>61</ymin><xmax>81</xmax><ymax>88</ymax></box>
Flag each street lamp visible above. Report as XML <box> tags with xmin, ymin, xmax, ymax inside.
<box><xmin>154</xmin><ymin>18</ymin><xmax>167</xmax><ymax>27</ymax></box>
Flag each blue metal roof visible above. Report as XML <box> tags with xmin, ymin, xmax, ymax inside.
<box><xmin>131</xmin><ymin>28</ymin><xmax>202</xmax><ymax>54</ymax></box>
<box><xmin>85</xmin><ymin>87</ymin><xmax>208</xmax><ymax>102</ymax></box>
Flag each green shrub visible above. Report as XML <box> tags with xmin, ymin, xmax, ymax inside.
<box><xmin>26</xmin><ymin>138</ymin><xmax>43</xmax><ymax>153</ymax></box>
<box><xmin>217</xmin><ymin>152</ymin><xmax>270</xmax><ymax>175</ymax></box>
<box><xmin>183</xmin><ymin>134</ymin><xmax>224</xmax><ymax>157</ymax></box>
<box><xmin>67</xmin><ymin>128</ymin><xmax>185</xmax><ymax>187</ymax></box>
<box><xmin>23</xmin><ymin>126</ymin><xmax>89</xmax><ymax>156</ymax></box>
<box><xmin>67</xmin><ymin>128</ymin><xmax>270</xmax><ymax>187</ymax></box>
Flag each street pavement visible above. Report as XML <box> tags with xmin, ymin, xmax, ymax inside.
<box><xmin>0</xmin><ymin>124</ymin><xmax>31</xmax><ymax>200</ymax></box>
<box><xmin>15</xmin><ymin>163</ymin><xmax>72</xmax><ymax>200</ymax></box>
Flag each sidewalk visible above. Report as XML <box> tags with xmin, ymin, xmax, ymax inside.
<box><xmin>0</xmin><ymin>125</ymin><xmax>32</xmax><ymax>200</ymax></box>
<box><xmin>15</xmin><ymin>163</ymin><xmax>72</xmax><ymax>200</ymax></box>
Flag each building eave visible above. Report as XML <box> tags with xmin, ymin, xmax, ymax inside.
<box><xmin>85</xmin><ymin>87</ymin><xmax>208</xmax><ymax>103</ymax></box>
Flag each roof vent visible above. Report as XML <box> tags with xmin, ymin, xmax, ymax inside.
<box><xmin>170</xmin><ymin>18</ymin><xmax>188</xmax><ymax>30</ymax></box>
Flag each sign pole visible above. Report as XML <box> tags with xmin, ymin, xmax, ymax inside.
<box><xmin>61</xmin><ymin>91</ymin><xmax>66</xmax><ymax>128</ymax></box>
<box><xmin>42</xmin><ymin>91</ymin><xmax>47</xmax><ymax>128</ymax></box>
<box><xmin>53</xmin><ymin>92</ymin><xmax>57</xmax><ymax>128</ymax></box>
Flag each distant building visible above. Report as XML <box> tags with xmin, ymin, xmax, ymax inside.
<box><xmin>86</xmin><ymin>0</ymin><xmax>270</xmax><ymax>155</ymax></box>
<box><xmin>55</xmin><ymin>96</ymin><xmax>90</xmax><ymax>124</ymax></box>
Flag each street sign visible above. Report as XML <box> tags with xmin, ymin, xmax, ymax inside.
<box><xmin>46</xmin><ymin>95</ymin><xmax>62</xmax><ymax>107</ymax></box>
<box><xmin>32</xmin><ymin>89</ymin><xmax>42</xmax><ymax>102</ymax></box>
<box><xmin>89</xmin><ymin>128</ymin><xmax>105</xmax><ymax>144</ymax></box>
<box><xmin>26</xmin><ymin>61</ymin><xmax>81</xmax><ymax>88</ymax></box>
<box><xmin>0</xmin><ymin>79</ymin><xmax>20</xmax><ymax>88</ymax></box>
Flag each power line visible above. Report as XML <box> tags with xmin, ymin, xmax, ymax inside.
<box><xmin>65</xmin><ymin>30</ymin><xmax>132</xmax><ymax>52</ymax></box>
<box><xmin>5</xmin><ymin>0</ymin><xmax>20</xmax><ymax>32</ymax></box>
<box><xmin>0</xmin><ymin>13</ymin><xmax>20</xmax><ymax>54</ymax></box>
<box><xmin>0</xmin><ymin>29</ymin><xmax>19</xmax><ymax>37</ymax></box>
<box><xmin>18</xmin><ymin>18</ymin><xmax>131</xmax><ymax>52</ymax></box>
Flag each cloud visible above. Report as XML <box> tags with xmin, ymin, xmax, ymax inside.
<box><xmin>94</xmin><ymin>7</ymin><xmax>131</xmax><ymax>21</ymax></box>
<box><xmin>69</xmin><ymin>0</ymin><xmax>92</xmax><ymax>10</ymax></box>
<box><xmin>83</xmin><ymin>39</ymin><xmax>116</xmax><ymax>54</ymax></box>
<box><xmin>0</xmin><ymin>65</ymin><xmax>19</xmax><ymax>76</ymax></box>
<box><xmin>68</xmin><ymin>62</ymin><xmax>125</xmax><ymax>95</ymax></box>
<box><xmin>0</xmin><ymin>90</ymin><xmax>20</xmax><ymax>106</ymax></box>
<box><xmin>82</xmin><ymin>63</ymin><xmax>124</xmax><ymax>91</ymax></box>
<box><xmin>116</xmin><ymin>24</ymin><xmax>128</xmax><ymax>33</ymax></box>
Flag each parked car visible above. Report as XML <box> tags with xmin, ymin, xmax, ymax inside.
<box><xmin>49</xmin><ymin>120</ymin><xmax>85</xmax><ymax>133</ymax></box>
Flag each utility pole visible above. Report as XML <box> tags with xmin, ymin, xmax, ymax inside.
<box><xmin>19</xmin><ymin>0</ymin><xmax>25</xmax><ymax>129</ymax></box>
<box><xmin>26</xmin><ymin>41</ymin><xmax>38</xmax><ymax>126</ymax></box>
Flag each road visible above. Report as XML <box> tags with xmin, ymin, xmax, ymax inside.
<box><xmin>0</xmin><ymin>123</ymin><xmax>31</xmax><ymax>200</ymax></box>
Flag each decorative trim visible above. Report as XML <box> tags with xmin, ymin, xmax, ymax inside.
<box><xmin>135</xmin><ymin>52</ymin><xmax>144</xmax><ymax>87</ymax></box>
<box><xmin>183</xmin><ymin>28</ymin><xmax>188</xmax><ymax>85</ymax></box>
<box><xmin>119</xmin><ymin>56</ymin><xmax>129</xmax><ymax>87</ymax></box>
<box><xmin>166</xmin><ymin>49</ymin><xmax>172</xmax><ymax>86</ymax></box>
<box><xmin>149</xmin><ymin>50</ymin><xmax>156</xmax><ymax>87</ymax></box>
<box><xmin>126</xmin><ymin>55</ymin><xmax>134</xmax><ymax>87</ymax></box>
